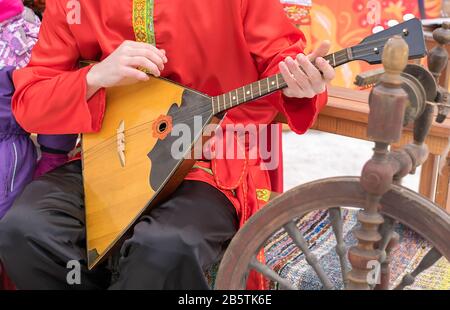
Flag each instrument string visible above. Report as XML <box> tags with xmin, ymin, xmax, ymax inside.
<box><xmin>82</xmin><ymin>111</ymin><xmax>213</xmax><ymax>161</ymax></box>
<box><xmin>82</xmin><ymin>104</ymin><xmax>213</xmax><ymax>156</ymax></box>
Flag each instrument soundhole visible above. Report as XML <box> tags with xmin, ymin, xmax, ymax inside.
<box><xmin>158</xmin><ymin>122</ymin><xmax>167</xmax><ymax>133</ymax></box>
<box><xmin>152</xmin><ymin>114</ymin><xmax>173</xmax><ymax>140</ymax></box>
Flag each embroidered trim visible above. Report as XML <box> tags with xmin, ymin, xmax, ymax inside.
<box><xmin>192</xmin><ymin>165</ymin><xmax>213</xmax><ymax>176</ymax></box>
<box><xmin>192</xmin><ymin>164</ymin><xmax>236</xmax><ymax>197</ymax></box>
<box><xmin>256</xmin><ymin>188</ymin><xmax>271</xmax><ymax>203</ymax></box>
<box><xmin>132</xmin><ymin>0</ymin><xmax>155</xmax><ymax>45</ymax></box>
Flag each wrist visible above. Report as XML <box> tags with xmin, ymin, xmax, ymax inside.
<box><xmin>86</xmin><ymin>64</ymin><xmax>103</xmax><ymax>90</ymax></box>
<box><xmin>86</xmin><ymin>64</ymin><xmax>103</xmax><ymax>100</ymax></box>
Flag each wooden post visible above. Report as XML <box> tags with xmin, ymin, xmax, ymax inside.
<box><xmin>419</xmin><ymin>155</ymin><xmax>439</xmax><ymax>201</ymax></box>
<box><xmin>435</xmin><ymin>155</ymin><xmax>450</xmax><ymax>212</ymax></box>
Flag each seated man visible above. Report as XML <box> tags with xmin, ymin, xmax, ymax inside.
<box><xmin>0</xmin><ymin>0</ymin><xmax>334</xmax><ymax>289</ymax></box>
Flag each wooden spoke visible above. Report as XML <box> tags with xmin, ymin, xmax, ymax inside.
<box><xmin>249</xmin><ymin>257</ymin><xmax>296</xmax><ymax>290</ymax></box>
<box><xmin>394</xmin><ymin>247</ymin><xmax>443</xmax><ymax>290</ymax></box>
<box><xmin>328</xmin><ymin>208</ymin><xmax>349</xmax><ymax>285</ymax></box>
<box><xmin>378</xmin><ymin>217</ymin><xmax>396</xmax><ymax>254</ymax></box>
<box><xmin>284</xmin><ymin>221</ymin><xmax>334</xmax><ymax>290</ymax></box>
<box><xmin>215</xmin><ymin>177</ymin><xmax>450</xmax><ymax>290</ymax></box>
<box><xmin>374</xmin><ymin>217</ymin><xmax>397</xmax><ymax>289</ymax></box>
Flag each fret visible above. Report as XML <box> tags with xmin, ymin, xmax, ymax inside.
<box><xmin>244</xmin><ymin>86</ymin><xmax>248</xmax><ymax>101</ymax></box>
<box><xmin>222</xmin><ymin>94</ymin><xmax>227</xmax><ymax>111</ymax></box>
<box><xmin>214</xmin><ymin>72</ymin><xmax>289</xmax><ymax>114</ymax></box>
<box><xmin>243</xmin><ymin>86</ymin><xmax>250</xmax><ymax>101</ymax></box>
<box><xmin>277</xmin><ymin>74</ymin><xmax>286</xmax><ymax>88</ymax></box>
<box><xmin>239</xmin><ymin>87</ymin><xmax>246</xmax><ymax>103</ymax></box>
<box><xmin>212</xmin><ymin>47</ymin><xmax>360</xmax><ymax>115</ymax></box>
<box><xmin>333</xmin><ymin>51</ymin><xmax>343</xmax><ymax>66</ymax></box>
<box><xmin>323</xmin><ymin>50</ymin><xmax>352</xmax><ymax>68</ymax></box>
<box><xmin>270</xmin><ymin>77</ymin><xmax>276</xmax><ymax>90</ymax></box>
<box><xmin>346</xmin><ymin>47</ymin><xmax>353</xmax><ymax>61</ymax></box>
<box><xmin>215</xmin><ymin>96</ymin><xmax>219</xmax><ymax>114</ymax></box>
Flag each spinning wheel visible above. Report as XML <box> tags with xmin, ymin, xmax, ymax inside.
<box><xmin>216</xmin><ymin>27</ymin><xmax>450</xmax><ymax>290</ymax></box>
<box><xmin>215</xmin><ymin>177</ymin><xmax>450</xmax><ymax>290</ymax></box>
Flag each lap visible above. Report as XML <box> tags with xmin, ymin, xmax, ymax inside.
<box><xmin>3</xmin><ymin>160</ymin><xmax>237</xmax><ymax>257</ymax></box>
<box><xmin>1</xmin><ymin>160</ymin><xmax>85</xmax><ymax>235</ymax></box>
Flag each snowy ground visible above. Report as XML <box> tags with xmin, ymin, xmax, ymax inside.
<box><xmin>282</xmin><ymin>130</ymin><xmax>421</xmax><ymax>191</ymax></box>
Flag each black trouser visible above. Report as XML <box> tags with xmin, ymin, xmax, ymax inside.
<box><xmin>0</xmin><ymin>161</ymin><xmax>237</xmax><ymax>290</ymax></box>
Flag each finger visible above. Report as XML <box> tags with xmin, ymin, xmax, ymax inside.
<box><xmin>315</xmin><ymin>57</ymin><xmax>335</xmax><ymax>82</ymax></box>
<box><xmin>284</xmin><ymin>57</ymin><xmax>315</xmax><ymax>98</ymax></box>
<box><xmin>297</xmin><ymin>54</ymin><xmax>323</xmax><ymax>92</ymax></box>
<box><xmin>307</xmin><ymin>40</ymin><xmax>331</xmax><ymax>62</ymax></box>
<box><xmin>128</xmin><ymin>48</ymin><xmax>165</xmax><ymax>71</ymax></box>
<box><xmin>124</xmin><ymin>41</ymin><xmax>168</xmax><ymax>63</ymax></box>
<box><xmin>126</xmin><ymin>56</ymin><xmax>161</xmax><ymax>77</ymax></box>
<box><xmin>122</xmin><ymin>67</ymin><xmax>150</xmax><ymax>82</ymax></box>
<box><xmin>294</xmin><ymin>55</ymin><xmax>319</xmax><ymax>86</ymax></box>
<box><xmin>130</xmin><ymin>43</ymin><xmax>167</xmax><ymax>64</ymax></box>
<box><xmin>279</xmin><ymin>62</ymin><xmax>302</xmax><ymax>96</ymax></box>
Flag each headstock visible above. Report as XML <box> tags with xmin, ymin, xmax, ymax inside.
<box><xmin>353</xmin><ymin>18</ymin><xmax>426</xmax><ymax>64</ymax></box>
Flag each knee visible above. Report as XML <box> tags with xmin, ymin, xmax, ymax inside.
<box><xmin>125</xmin><ymin>222</ymin><xmax>201</xmax><ymax>268</ymax></box>
<box><xmin>0</xmin><ymin>200</ymin><xmax>45</xmax><ymax>253</ymax></box>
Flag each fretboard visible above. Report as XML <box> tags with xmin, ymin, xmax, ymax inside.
<box><xmin>211</xmin><ymin>47</ymin><xmax>354</xmax><ymax>115</ymax></box>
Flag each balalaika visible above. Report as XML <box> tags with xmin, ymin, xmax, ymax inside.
<box><xmin>82</xmin><ymin>19</ymin><xmax>426</xmax><ymax>269</ymax></box>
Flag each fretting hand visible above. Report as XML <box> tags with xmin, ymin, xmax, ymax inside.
<box><xmin>279</xmin><ymin>40</ymin><xmax>335</xmax><ymax>99</ymax></box>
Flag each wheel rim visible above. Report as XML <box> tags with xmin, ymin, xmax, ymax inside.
<box><xmin>215</xmin><ymin>177</ymin><xmax>450</xmax><ymax>290</ymax></box>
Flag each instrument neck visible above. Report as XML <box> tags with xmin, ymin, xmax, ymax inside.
<box><xmin>211</xmin><ymin>47</ymin><xmax>354</xmax><ymax>115</ymax></box>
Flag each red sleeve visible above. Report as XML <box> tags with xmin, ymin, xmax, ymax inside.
<box><xmin>11</xmin><ymin>0</ymin><xmax>105</xmax><ymax>135</ymax></box>
<box><xmin>241</xmin><ymin>0</ymin><xmax>328</xmax><ymax>134</ymax></box>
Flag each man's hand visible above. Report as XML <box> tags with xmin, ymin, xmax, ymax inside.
<box><xmin>86</xmin><ymin>40</ymin><xmax>168</xmax><ymax>99</ymax></box>
<box><xmin>279</xmin><ymin>40</ymin><xmax>335</xmax><ymax>99</ymax></box>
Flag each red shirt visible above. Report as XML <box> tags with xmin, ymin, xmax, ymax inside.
<box><xmin>12</xmin><ymin>0</ymin><xmax>328</xmax><ymax>289</ymax></box>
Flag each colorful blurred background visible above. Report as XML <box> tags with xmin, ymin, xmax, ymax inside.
<box><xmin>282</xmin><ymin>0</ymin><xmax>443</xmax><ymax>88</ymax></box>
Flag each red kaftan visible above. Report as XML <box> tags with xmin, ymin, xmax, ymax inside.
<box><xmin>12</xmin><ymin>0</ymin><xmax>328</xmax><ymax>289</ymax></box>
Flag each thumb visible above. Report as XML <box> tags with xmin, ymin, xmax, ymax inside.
<box><xmin>307</xmin><ymin>40</ymin><xmax>331</xmax><ymax>62</ymax></box>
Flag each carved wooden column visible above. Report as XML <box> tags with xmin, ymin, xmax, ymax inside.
<box><xmin>347</xmin><ymin>36</ymin><xmax>409</xmax><ymax>290</ymax></box>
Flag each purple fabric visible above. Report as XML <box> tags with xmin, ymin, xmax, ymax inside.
<box><xmin>37</xmin><ymin>134</ymin><xmax>78</xmax><ymax>153</ymax></box>
<box><xmin>0</xmin><ymin>8</ymin><xmax>40</xmax><ymax>69</ymax></box>
<box><xmin>33</xmin><ymin>152</ymin><xmax>69</xmax><ymax>180</ymax></box>
<box><xmin>0</xmin><ymin>66</ymin><xmax>26</xmax><ymax>135</ymax></box>
<box><xmin>0</xmin><ymin>11</ymin><xmax>78</xmax><ymax>217</ymax></box>
<box><xmin>0</xmin><ymin>8</ymin><xmax>78</xmax><ymax>154</ymax></box>
<box><xmin>0</xmin><ymin>66</ymin><xmax>77</xmax><ymax>218</ymax></box>
<box><xmin>0</xmin><ymin>66</ymin><xmax>36</xmax><ymax>218</ymax></box>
